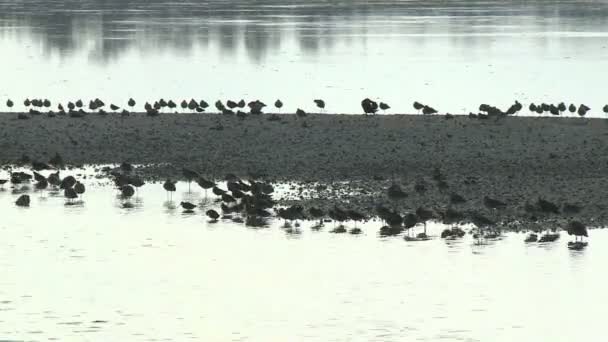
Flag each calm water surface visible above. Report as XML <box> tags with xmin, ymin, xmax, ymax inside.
<box><xmin>1</xmin><ymin>0</ymin><xmax>608</xmax><ymax>114</ymax></box>
<box><xmin>0</xmin><ymin>168</ymin><xmax>604</xmax><ymax>341</ymax></box>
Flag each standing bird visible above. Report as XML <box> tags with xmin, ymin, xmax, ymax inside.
<box><xmin>415</xmin><ymin>207</ymin><xmax>434</xmax><ymax>237</ymax></box>
<box><xmin>422</xmin><ymin>105</ymin><xmax>437</xmax><ymax>115</ymax></box>
<box><xmin>206</xmin><ymin>209</ymin><xmax>220</xmax><ymax>222</ymax></box>
<box><xmin>226</xmin><ymin>100</ymin><xmax>238</xmax><ymax>109</ymax></box>
<box><xmin>568</xmin><ymin>103</ymin><xmax>576</xmax><ymax>114</ymax></box>
<box><xmin>578</xmin><ymin>104</ymin><xmax>590</xmax><ymax>117</ymax></box>
<box><xmin>128</xmin><ymin>98</ymin><xmax>136</xmax><ymax>110</ymax></box>
<box><xmin>64</xmin><ymin>187</ymin><xmax>78</xmax><ymax>204</ymax></box>
<box><xmin>16</xmin><ymin>194</ymin><xmax>30</xmax><ymax>207</ymax></box>
<box><xmin>74</xmin><ymin>181</ymin><xmax>86</xmax><ymax>198</ymax></box>
<box><xmin>314</xmin><ymin>99</ymin><xmax>325</xmax><ymax>113</ymax></box>
<box><xmin>6</xmin><ymin>99</ymin><xmax>13</xmax><ymax>110</ymax></box>
<box><xmin>361</xmin><ymin>98</ymin><xmax>378</xmax><ymax>115</ymax></box>
<box><xmin>379</xmin><ymin>102</ymin><xmax>390</xmax><ymax>114</ymax></box>
<box><xmin>182</xmin><ymin>168</ymin><xmax>199</xmax><ymax>192</ymax></box>
<box><xmin>413</xmin><ymin>101</ymin><xmax>424</xmax><ymax>113</ymax></box>
<box><xmin>296</xmin><ymin>108</ymin><xmax>307</xmax><ymax>118</ymax></box>
<box><xmin>163</xmin><ymin>179</ymin><xmax>177</xmax><ymax>200</ymax></box>
<box><xmin>274</xmin><ymin>99</ymin><xmax>283</xmax><ymax>113</ymax></box>
<box><xmin>197</xmin><ymin>177</ymin><xmax>215</xmax><ymax>197</ymax></box>
<box><xmin>603</xmin><ymin>104</ymin><xmax>608</xmax><ymax>116</ymax></box>
<box><xmin>529</xmin><ymin>103</ymin><xmax>537</xmax><ymax>113</ymax></box>
<box><xmin>121</xmin><ymin>185</ymin><xmax>135</xmax><ymax>198</ymax></box>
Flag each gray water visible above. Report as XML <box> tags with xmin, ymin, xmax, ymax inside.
<box><xmin>1</xmin><ymin>0</ymin><xmax>608</xmax><ymax>114</ymax></box>
<box><xmin>0</xmin><ymin>168</ymin><xmax>603</xmax><ymax>341</ymax></box>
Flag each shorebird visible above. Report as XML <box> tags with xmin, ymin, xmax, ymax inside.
<box><xmin>75</xmin><ymin>99</ymin><xmax>83</xmax><ymax>108</ymax></box>
<box><xmin>74</xmin><ymin>181</ymin><xmax>85</xmax><ymax>197</ymax></box>
<box><xmin>296</xmin><ymin>108</ymin><xmax>307</xmax><ymax>117</ymax></box>
<box><xmin>206</xmin><ymin>209</ymin><xmax>220</xmax><ymax>222</ymax></box>
<box><xmin>121</xmin><ymin>185</ymin><xmax>135</xmax><ymax>198</ymax></box>
<box><xmin>110</xmin><ymin>104</ymin><xmax>119</xmax><ymax>111</ymax></box>
<box><xmin>529</xmin><ymin>103</ymin><xmax>537</xmax><ymax>113</ymax></box>
<box><xmin>197</xmin><ymin>177</ymin><xmax>215</xmax><ymax>197</ymax></box>
<box><xmin>347</xmin><ymin>209</ymin><xmax>365</xmax><ymax>229</ymax></box>
<box><xmin>227</xmin><ymin>100</ymin><xmax>238</xmax><ymax>109</ymax></box>
<box><xmin>415</xmin><ymin>207</ymin><xmax>434</xmax><ymax>236</ymax></box>
<box><xmin>128</xmin><ymin>98</ymin><xmax>136</xmax><ymax>109</ymax></box>
<box><xmin>163</xmin><ymin>179</ymin><xmax>176</xmax><ymax>200</ymax></box>
<box><xmin>603</xmin><ymin>104</ymin><xmax>608</xmax><ymax>115</ymax></box>
<box><xmin>422</xmin><ymin>105</ymin><xmax>437</xmax><ymax>115</ymax></box>
<box><xmin>361</xmin><ymin>98</ymin><xmax>378</xmax><ymax>115</ymax></box>
<box><xmin>168</xmin><ymin>100</ymin><xmax>177</xmax><ymax>110</ymax></box>
<box><xmin>64</xmin><ymin>187</ymin><xmax>78</xmax><ymax>203</ymax></box>
<box><xmin>188</xmin><ymin>99</ymin><xmax>197</xmax><ymax>111</ymax></box>
<box><xmin>413</xmin><ymin>101</ymin><xmax>424</xmax><ymax>113</ymax></box>
<box><xmin>215</xmin><ymin>100</ymin><xmax>226</xmax><ymax>112</ymax></box>
<box><xmin>379</xmin><ymin>102</ymin><xmax>390</xmax><ymax>114</ymax></box>
<box><xmin>60</xmin><ymin>175</ymin><xmax>76</xmax><ymax>189</ymax></box>
<box><xmin>314</xmin><ymin>99</ymin><xmax>325</xmax><ymax>113</ymax></box>
<box><xmin>309</xmin><ymin>207</ymin><xmax>325</xmax><ymax>227</ymax></box>
<box><xmin>558</xmin><ymin>102</ymin><xmax>566</xmax><ymax>114</ymax></box>
<box><xmin>6</xmin><ymin>99</ymin><xmax>13</xmax><ymax>109</ymax></box>
<box><xmin>15</xmin><ymin>194</ymin><xmax>30</xmax><ymax>207</ymax></box>
<box><xmin>568</xmin><ymin>103</ymin><xmax>576</xmax><ymax>114</ymax></box>
<box><xmin>577</xmin><ymin>104</ymin><xmax>590</xmax><ymax>117</ymax></box>
<box><xmin>199</xmin><ymin>100</ymin><xmax>209</xmax><ymax>109</ymax></box>
<box><xmin>182</xmin><ymin>168</ymin><xmax>199</xmax><ymax>192</ymax></box>
<box><xmin>274</xmin><ymin>99</ymin><xmax>283</xmax><ymax>113</ymax></box>
<box><xmin>181</xmin><ymin>100</ymin><xmax>188</xmax><ymax>111</ymax></box>
<box><xmin>180</xmin><ymin>201</ymin><xmax>197</xmax><ymax>212</ymax></box>
<box><xmin>24</xmin><ymin>98</ymin><xmax>31</xmax><ymax>108</ymax></box>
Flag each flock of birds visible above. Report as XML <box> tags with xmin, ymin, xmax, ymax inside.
<box><xmin>1</xmin><ymin>156</ymin><xmax>590</xmax><ymax>250</ymax></box>
<box><xmin>3</xmin><ymin>98</ymin><xmax>608</xmax><ymax>118</ymax></box>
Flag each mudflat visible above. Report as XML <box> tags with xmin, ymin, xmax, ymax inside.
<box><xmin>1</xmin><ymin>112</ymin><xmax>607</xmax><ymax>227</ymax></box>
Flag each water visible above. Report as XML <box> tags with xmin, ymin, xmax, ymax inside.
<box><xmin>0</xmin><ymin>169</ymin><xmax>604</xmax><ymax>341</ymax></box>
<box><xmin>1</xmin><ymin>0</ymin><xmax>608</xmax><ymax>114</ymax></box>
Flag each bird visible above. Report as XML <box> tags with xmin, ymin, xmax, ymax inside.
<box><xmin>64</xmin><ymin>187</ymin><xmax>78</xmax><ymax>203</ymax></box>
<box><xmin>296</xmin><ymin>108</ymin><xmax>307</xmax><ymax>117</ymax></box>
<box><xmin>422</xmin><ymin>105</ymin><xmax>437</xmax><ymax>115</ymax></box>
<box><xmin>379</xmin><ymin>102</ymin><xmax>390</xmax><ymax>114</ymax></box>
<box><xmin>603</xmin><ymin>104</ymin><xmax>608</xmax><ymax>115</ymax></box>
<box><xmin>74</xmin><ymin>182</ymin><xmax>85</xmax><ymax>197</ymax></box>
<box><xmin>180</xmin><ymin>201</ymin><xmax>197</xmax><ymax>211</ymax></box>
<box><xmin>415</xmin><ymin>207</ymin><xmax>434</xmax><ymax>236</ymax></box>
<box><xmin>60</xmin><ymin>175</ymin><xmax>76</xmax><ymax>189</ymax></box>
<box><xmin>314</xmin><ymin>99</ymin><xmax>325</xmax><ymax>113</ymax></box>
<box><xmin>110</xmin><ymin>104</ymin><xmax>119</xmax><ymax>111</ymax></box>
<box><xmin>215</xmin><ymin>100</ymin><xmax>225</xmax><ymax>112</ymax></box>
<box><xmin>577</xmin><ymin>104</ymin><xmax>590</xmax><ymax>117</ymax></box>
<box><xmin>206</xmin><ymin>209</ymin><xmax>220</xmax><ymax>222</ymax></box>
<box><xmin>6</xmin><ymin>99</ymin><xmax>13</xmax><ymax>109</ymax></box>
<box><xmin>199</xmin><ymin>100</ymin><xmax>209</xmax><ymax>109</ymax></box>
<box><xmin>227</xmin><ymin>100</ymin><xmax>238</xmax><ymax>109</ymax></box>
<box><xmin>274</xmin><ymin>99</ymin><xmax>283</xmax><ymax>113</ymax></box>
<box><xmin>121</xmin><ymin>185</ymin><xmax>135</xmax><ymax>198</ymax></box>
<box><xmin>413</xmin><ymin>101</ymin><xmax>424</xmax><ymax>113</ymax></box>
<box><xmin>15</xmin><ymin>194</ymin><xmax>30</xmax><ymax>207</ymax></box>
<box><xmin>568</xmin><ymin>103</ymin><xmax>576</xmax><ymax>114</ymax></box>
<box><xmin>347</xmin><ymin>209</ymin><xmax>365</xmax><ymax>228</ymax></box>
<box><xmin>128</xmin><ymin>98</ymin><xmax>136</xmax><ymax>109</ymax></box>
<box><xmin>309</xmin><ymin>207</ymin><xmax>325</xmax><ymax>226</ymax></box>
<box><xmin>197</xmin><ymin>177</ymin><xmax>215</xmax><ymax>197</ymax></box>
<box><xmin>180</xmin><ymin>100</ymin><xmax>188</xmax><ymax>111</ymax></box>
<box><xmin>529</xmin><ymin>103</ymin><xmax>537</xmax><ymax>113</ymax></box>
<box><xmin>182</xmin><ymin>168</ymin><xmax>199</xmax><ymax>192</ymax></box>
<box><xmin>163</xmin><ymin>179</ymin><xmax>177</xmax><ymax>200</ymax></box>
<box><xmin>361</xmin><ymin>98</ymin><xmax>378</xmax><ymax>115</ymax></box>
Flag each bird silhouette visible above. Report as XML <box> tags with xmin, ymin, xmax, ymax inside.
<box><xmin>181</xmin><ymin>201</ymin><xmax>197</xmax><ymax>211</ymax></box>
<box><xmin>379</xmin><ymin>102</ymin><xmax>390</xmax><ymax>114</ymax></box>
<box><xmin>314</xmin><ymin>99</ymin><xmax>325</xmax><ymax>113</ymax></box>
<box><xmin>163</xmin><ymin>179</ymin><xmax>177</xmax><ymax>200</ymax></box>
<box><xmin>206</xmin><ymin>209</ymin><xmax>220</xmax><ymax>222</ymax></box>
<box><xmin>274</xmin><ymin>99</ymin><xmax>283</xmax><ymax>113</ymax></box>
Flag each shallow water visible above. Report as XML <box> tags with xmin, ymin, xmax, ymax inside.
<box><xmin>1</xmin><ymin>0</ymin><xmax>608</xmax><ymax>115</ymax></box>
<box><xmin>0</xmin><ymin>168</ymin><xmax>604</xmax><ymax>341</ymax></box>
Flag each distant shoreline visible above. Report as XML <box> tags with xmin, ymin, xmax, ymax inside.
<box><xmin>1</xmin><ymin>112</ymin><xmax>607</xmax><ymax>228</ymax></box>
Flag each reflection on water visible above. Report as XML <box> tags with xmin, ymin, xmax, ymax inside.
<box><xmin>0</xmin><ymin>170</ymin><xmax>604</xmax><ymax>341</ymax></box>
<box><xmin>1</xmin><ymin>0</ymin><xmax>608</xmax><ymax>114</ymax></box>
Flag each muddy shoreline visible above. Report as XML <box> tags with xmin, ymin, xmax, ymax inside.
<box><xmin>1</xmin><ymin>112</ymin><xmax>608</xmax><ymax>229</ymax></box>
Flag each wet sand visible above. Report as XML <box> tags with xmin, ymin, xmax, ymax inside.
<box><xmin>1</xmin><ymin>112</ymin><xmax>608</xmax><ymax>228</ymax></box>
